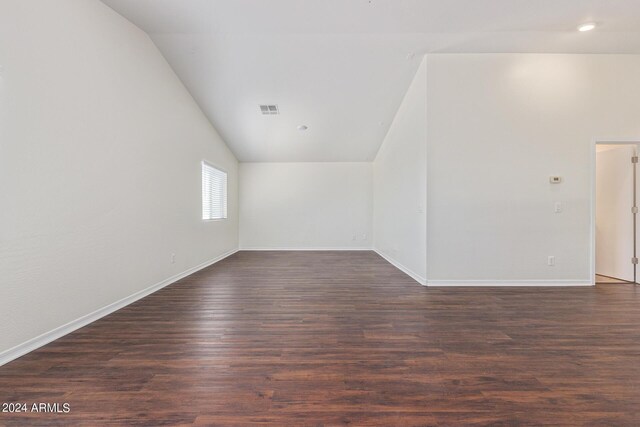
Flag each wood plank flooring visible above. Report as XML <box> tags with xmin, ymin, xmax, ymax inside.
<box><xmin>1</xmin><ymin>251</ymin><xmax>640</xmax><ymax>425</ymax></box>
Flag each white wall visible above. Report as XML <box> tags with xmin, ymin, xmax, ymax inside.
<box><xmin>596</xmin><ymin>145</ymin><xmax>636</xmax><ymax>282</ymax></box>
<box><xmin>426</xmin><ymin>54</ymin><xmax>640</xmax><ymax>284</ymax></box>
<box><xmin>239</xmin><ymin>163</ymin><xmax>372</xmax><ymax>249</ymax></box>
<box><xmin>0</xmin><ymin>0</ymin><xmax>238</xmax><ymax>360</ymax></box>
<box><xmin>373</xmin><ymin>58</ymin><xmax>427</xmax><ymax>284</ymax></box>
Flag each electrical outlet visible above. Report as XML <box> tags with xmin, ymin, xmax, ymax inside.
<box><xmin>171</xmin><ymin>253</ymin><xmax>176</xmax><ymax>264</ymax></box>
<box><xmin>362</xmin><ymin>233</ymin><xmax>367</xmax><ymax>240</ymax></box>
<box><xmin>547</xmin><ymin>256</ymin><xmax>555</xmax><ymax>266</ymax></box>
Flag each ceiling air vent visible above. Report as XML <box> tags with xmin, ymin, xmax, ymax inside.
<box><xmin>259</xmin><ymin>104</ymin><xmax>279</xmax><ymax>115</ymax></box>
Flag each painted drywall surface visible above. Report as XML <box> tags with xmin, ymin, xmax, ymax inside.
<box><xmin>596</xmin><ymin>145</ymin><xmax>636</xmax><ymax>281</ymax></box>
<box><xmin>239</xmin><ymin>163</ymin><xmax>372</xmax><ymax>249</ymax></box>
<box><xmin>426</xmin><ymin>54</ymin><xmax>640</xmax><ymax>282</ymax></box>
<box><xmin>373</xmin><ymin>58</ymin><xmax>427</xmax><ymax>283</ymax></box>
<box><xmin>0</xmin><ymin>1</ymin><xmax>238</xmax><ymax>354</ymax></box>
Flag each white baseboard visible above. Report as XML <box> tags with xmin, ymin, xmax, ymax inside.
<box><xmin>240</xmin><ymin>247</ymin><xmax>373</xmax><ymax>251</ymax></box>
<box><xmin>373</xmin><ymin>249</ymin><xmax>427</xmax><ymax>286</ymax></box>
<box><xmin>0</xmin><ymin>248</ymin><xmax>239</xmax><ymax>367</ymax></box>
<box><xmin>426</xmin><ymin>280</ymin><xmax>593</xmax><ymax>287</ymax></box>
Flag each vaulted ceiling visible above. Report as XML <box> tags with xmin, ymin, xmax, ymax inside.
<box><xmin>102</xmin><ymin>0</ymin><xmax>640</xmax><ymax>162</ymax></box>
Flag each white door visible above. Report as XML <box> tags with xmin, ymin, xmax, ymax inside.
<box><xmin>596</xmin><ymin>145</ymin><xmax>636</xmax><ymax>282</ymax></box>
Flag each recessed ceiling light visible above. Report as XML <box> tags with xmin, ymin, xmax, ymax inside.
<box><xmin>578</xmin><ymin>22</ymin><xmax>596</xmax><ymax>32</ymax></box>
<box><xmin>297</xmin><ymin>125</ymin><xmax>308</xmax><ymax>131</ymax></box>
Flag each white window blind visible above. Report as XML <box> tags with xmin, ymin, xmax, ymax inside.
<box><xmin>202</xmin><ymin>162</ymin><xmax>227</xmax><ymax>220</ymax></box>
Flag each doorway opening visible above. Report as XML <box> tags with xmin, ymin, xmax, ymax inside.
<box><xmin>594</xmin><ymin>141</ymin><xmax>640</xmax><ymax>285</ymax></box>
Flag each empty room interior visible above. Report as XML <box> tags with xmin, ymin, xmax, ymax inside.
<box><xmin>2</xmin><ymin>0</ymin><xmax>640</xmax><ymax>425</ymax></box>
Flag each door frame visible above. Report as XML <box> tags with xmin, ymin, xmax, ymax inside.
<box><xmin>590</xmin><ymin>137</ymin><xmax>640</xmax><ymax>285</ymax></box>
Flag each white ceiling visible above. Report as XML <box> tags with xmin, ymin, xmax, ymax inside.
<box><xmin>101</xmin><ymin>0</ymin><xmax>640</xmax><ymax>162</ymax></box>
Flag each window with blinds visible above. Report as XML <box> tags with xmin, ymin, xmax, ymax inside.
<box><xmin>202</xmin><ymin>161</ymin><xmax>227</xmax><ymax>220</ymax></box>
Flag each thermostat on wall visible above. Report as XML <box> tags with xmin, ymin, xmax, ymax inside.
<box><xmin>549</xmin><ymin>176</ymin><xmax>562</xmax><ymax>184</ymax></box>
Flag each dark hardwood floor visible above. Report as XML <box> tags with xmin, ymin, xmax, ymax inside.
<box><xmin>1</xmin><ymin>251</ymin><xmax>640</xmax><ymax>426</ymax></box>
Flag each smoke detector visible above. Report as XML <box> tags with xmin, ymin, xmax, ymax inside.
<box><xmin>259</xmin><ymin>105</ymin><xmax>279</xmax><ymax>115</ymax></box>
